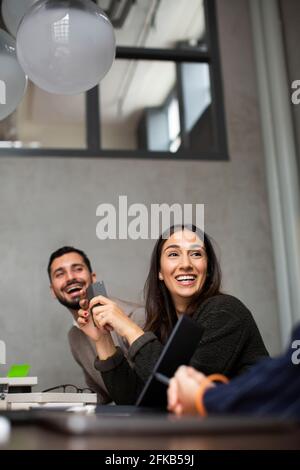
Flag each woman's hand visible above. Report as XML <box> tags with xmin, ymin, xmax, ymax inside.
<box><xmin>89</xmin><ymin>295</ymin><xmax>144</xmax><ymax>345</ymax></box>
<box><xmin>167</xmin><ymin>366</ymin><xmax>212</xmax><ymax>416</ymax></box>
<box><xmin>77</xmin><ymin>289</ymin><xmax>111</xmax><ymax>342</ymax></box>
<box><xmin>77</xmin><ymin>290</ymin><xmax>117</xmax><ymax>359</ymax></box>
<box><xmin>77</xmin><ymin>307</ymin><xmax>107</xmax><ymax>342</ymax></box>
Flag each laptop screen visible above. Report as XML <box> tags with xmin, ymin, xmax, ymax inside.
<box><xmin>136</xmin><ymin>314</ymin><xmax>203</xmax><ymax>408</ymax></box>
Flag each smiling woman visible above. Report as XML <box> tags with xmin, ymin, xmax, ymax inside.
<box><xmin>150</xmin><ymin>228</ymin><xmax>209</xmax><ymax>338</ymax></box>
<box><xmin>77</xmin><ymin>224</ymin><xmax>269</xmax><ymax>405</ymax></box>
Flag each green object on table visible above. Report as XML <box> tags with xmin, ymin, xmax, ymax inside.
<box><xmin>7</xmin><ymin>364</ymin><xmax>31</xmax><ymax>377</ymax></box>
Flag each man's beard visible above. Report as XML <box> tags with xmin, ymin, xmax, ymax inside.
<box><xmin>56</xmin><ymin>295</ymin><xmax>81</xmax><ymax>311</ymax></box>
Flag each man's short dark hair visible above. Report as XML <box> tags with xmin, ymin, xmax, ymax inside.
<box><xmin>47</xmin><ymin>246</ymin><xmax>93</xmax><ymax>280</ymax></box>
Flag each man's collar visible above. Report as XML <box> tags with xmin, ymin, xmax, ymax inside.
<box><xmin>69</xmin><ymin>308</ymin><xmax>79</xmax><ymax>327</ymax></box>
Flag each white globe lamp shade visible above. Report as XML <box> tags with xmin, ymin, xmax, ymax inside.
<box><xmin>16</xmin><ymin>0</ymin><xmax>116</xmax><ymax>95</ymax></box>
<box><xmin>1</xmin><ymin>0</ymin><xmax>38</xmax><ymax>38</ymax></box>
<box><xmin>0</xmin><ymin>29</ymin><xmax>28</xmax><ymax>121</ymax></box>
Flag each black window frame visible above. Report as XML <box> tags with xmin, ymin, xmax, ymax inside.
<box><xmin>0</xmin><ymin>0</ymin><xmax>228</xmax><ymax>160</ymax></box>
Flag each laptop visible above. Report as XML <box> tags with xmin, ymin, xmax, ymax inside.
<box><xmin>136</xmin><ymin>314</ymin><xmax>203</xmax><ymax>408</ymax></box>
<box><xmin>95</xmin><ymin>313</ymin><xmax>203</xmax><ymax>414</ymax></box>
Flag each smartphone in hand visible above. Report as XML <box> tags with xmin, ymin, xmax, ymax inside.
<box><xmin>86</xmin><ymin>281</ymin><xmax>107</xmax><ymax>302</ymax></box>
<box><xmin>86</xmin><ymin>281</ymin><xmax>109</xmax><ymax>329</ymax></box>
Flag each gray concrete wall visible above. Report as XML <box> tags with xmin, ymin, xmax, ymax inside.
<box><xmin>0</xmin><ymin>0</ymin><xmax>281</xmax><ymax>390</ymax></box>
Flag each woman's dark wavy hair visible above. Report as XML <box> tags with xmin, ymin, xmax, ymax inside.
<box><xmin>144</xmin><ymin>225</ymin><xmax>222</xmax><ymax>343</ymax></box>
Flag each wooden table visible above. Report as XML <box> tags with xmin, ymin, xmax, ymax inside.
<box><xmin>1</xmin><ymin>411</ymin><xmax>300</xmax><ymax>450</ymax></box>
